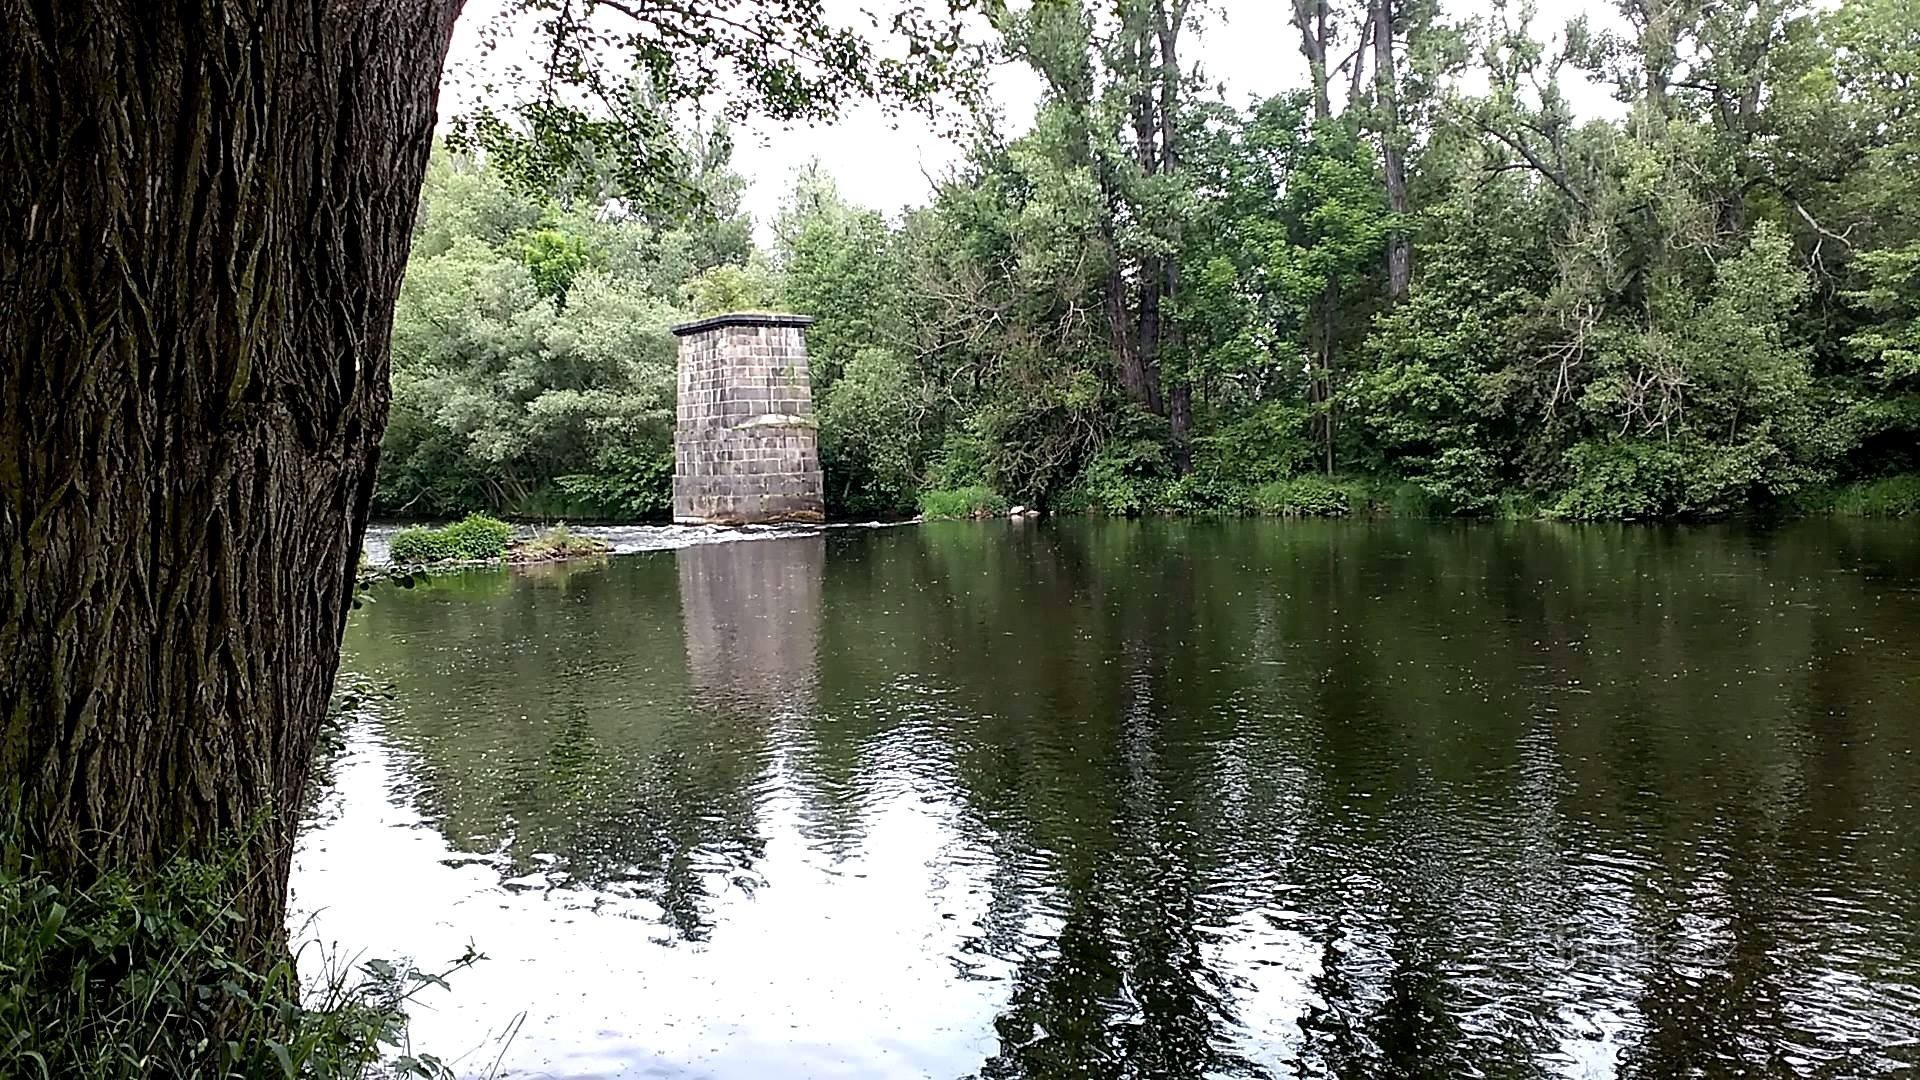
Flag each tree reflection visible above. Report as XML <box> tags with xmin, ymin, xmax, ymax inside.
<box><xmin>339</xmin><ymin>548</ymin><xmax>807</xmax><ymax>941</ymax></box>
<box><xmin>328</xmin><ymin>519</ymin><xmax>1920</xmax><ymax>1075</ymax></box>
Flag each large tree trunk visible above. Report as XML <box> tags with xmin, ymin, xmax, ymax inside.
<box><xmin>1</xmin><ymin>0</ymin><xmax>461</xmax><ymax>954</ymax></box>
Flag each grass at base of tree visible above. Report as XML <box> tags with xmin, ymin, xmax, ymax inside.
<box><xmin>0</xmin><ymin>835</ymin><xmax>475</xmax><ymax>1080</ymax></box>
<box><xmin>918</xmin><ymin>486</ymin><xmax>1011</xmax><ymax>520</ymax></box>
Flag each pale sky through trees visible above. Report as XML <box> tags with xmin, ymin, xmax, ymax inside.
<box><xmin>443</xmin><ymin>0</ymin><xmax>1626</xmax><ymax>239</ymax></box>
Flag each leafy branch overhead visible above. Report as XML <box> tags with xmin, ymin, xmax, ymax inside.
<box><xmin>448</xmin><ymin>0</ymin><xmax>996</xmax><ymax>200</ymax></box>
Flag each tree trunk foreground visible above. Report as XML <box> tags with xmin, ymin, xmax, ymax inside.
<box><xmin>1</xmin><ymin>0</ymin><xmax>461</xmax><ymax>950</ymax></box>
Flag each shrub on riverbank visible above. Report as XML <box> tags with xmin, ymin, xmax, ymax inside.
<box><xmin>1822</xmin><ymin>474</ymin><xmax>1920</xmax><ymax>517</ymax></box>
<box><xmin>388</xmin><ymin>514</ymin><xmax>513</xmax><ymax>564</ymax></box>
<box><xmin>0</xmin><ymin>838</ymin><xmax>471</xmax><ymax>1079</ymax></box>
<box><xmin>918</xmin><ymin>486</ymin><xmax>1010</xmax><ymax>520</ymax></box>
<box><xmin>1248</xmin><ymin>477</ymin><xmax>1361</xmax><ymax>517</ymax></box>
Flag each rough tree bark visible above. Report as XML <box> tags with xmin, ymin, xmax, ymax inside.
<box><xmin>1</xmin><ymin>0</ymin><xmax>462</xmax><ymax>954</ymax></box>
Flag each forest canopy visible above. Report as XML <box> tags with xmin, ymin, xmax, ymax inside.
<box><xmin>386</xmin><ymin>0</ymin><xmax>1920</xmax><ymax>523</ymax></box>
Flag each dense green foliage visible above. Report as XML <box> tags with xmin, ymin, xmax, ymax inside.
<box><xmin>375</xmin><ymin>138</ymin><xmax>747</xmax><ymax>520</ymax></box>
<box><xmin>1817</xmin><ymin>474</ymin><xmax>1920</xmax><ymax>518</ymax></box>
<box><xmin>388</xmin><ymin>514</ymin><xmax>515</xmax><ymax>565</ymax></box>
<box><xmin>388</xmin><ymin>0</ymin><xmax>1920</xmax><ymax>522</ymax></box>
<box><xmin>790</xmin><ymin>0</ymin><xmax>1920</xmax><ymax>520</ymax></box>
<box><xmin>0</xmin><ymin>836</ymin><xmax>470</xmax><ymax>1079</ymax></box>
<box><xmin>918</xmin><ymin>486</ymin><xmax>1012</xmax><ymax>520</ymax></box>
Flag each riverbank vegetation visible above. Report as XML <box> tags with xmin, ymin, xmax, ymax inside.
<box><xmin>389</xmin><ymin>514</ymin><xmax>516</xmax><ymax>564</ymax></box>
<box><xmin>383</xmin><ymin>0</ymin><xmax>1920</xmax><ymax>523</ymax></box>
<box><xmin>0</xmin><ymin>830</ymin><xmax>473</xmax><ymax>1080</ymax></box>
<box><xmin>510</xmin><ymin>524</ymin><xmax>615</xmax><ymax>563</ymax></box>
<box><xmin>387</xmin><ymin>516</ymin><xmax>611</xmax><ymax>567</ymax></box>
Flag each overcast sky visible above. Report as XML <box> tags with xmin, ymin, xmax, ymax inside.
<box><xmin>444</xmin><ymin>0</ymin><xmax>1626</xmax><ymax>236</ymax></box>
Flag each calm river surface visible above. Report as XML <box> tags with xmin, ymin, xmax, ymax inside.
<box><xmin>294</xmin><ymin>519</ymin><xmax>1920</xmax><ymax>1079</ymax></box>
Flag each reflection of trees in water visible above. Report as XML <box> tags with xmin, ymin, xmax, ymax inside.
<box><xmin>886</xmin><ymin>524</ymin><xmax>1264</xmax><ymax>1079</ymax></box>
<box><xmin>893</xmin><ymin>520</ymin><xmax>1920</xmax><ymax>1078</ymax></box>
<box><xmin>340</xmin><ymin>552</ymin><xmax>794</xmax><ymax>941</ymax></box>
<box><xmin>1298</xmin><ymin>933</ymin><xmax>1472</xmax><ymax>1080</ymax></box>
<box><xmin>339</xmin><ymin>520</ymin><xmax>1920</xmax><ymax>1072</ymax></box>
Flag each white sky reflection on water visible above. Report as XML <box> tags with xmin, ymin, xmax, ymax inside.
<box><xmin>299</xmin><ymin>521</ymin><xmax>1920</xmax><ymax>1078</ymax></box>
<box><xmin>293</xmin><ymin>721</ymin><xmax>1015</xmax><ymax>1079</ymax></box>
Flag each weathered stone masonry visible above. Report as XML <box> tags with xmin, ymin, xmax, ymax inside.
<box><xmin>671</xmin><ymin>312</ymin><xmax>826</xmax><ymax>525</ymax></box>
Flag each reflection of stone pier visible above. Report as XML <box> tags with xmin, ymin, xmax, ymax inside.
<box><xmin>671</xmin><ymin>312</ymin><xmax>826</xmax><ymax>525</ymax></box>
<box><xmin>677</xmin><ymin>537</ymin><xmax>824</xmax><ymax>711</ymax></box>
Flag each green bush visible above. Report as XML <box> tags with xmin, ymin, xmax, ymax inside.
<box><xmin>1551</xmin><ymin>441</ymin><xmax>1691</xmax><ymax>521</ymax></box>
<box><xmin>925</xmin><ymin>430</ymin><xmax>994</xmax><ymax>491</ymax></box>
<box><xmin>975</xmin><ymin>368</ymin><xmax>1109</xmax><ymax>504</ymax></box>
<box><xmin>1056</xmin><ymin>433</ymin><xmax>1170</xmax><ymax>515</ymax></box>
<box><xmin>0</xmin><ymin>841</ymin><xmax>473</xmax><ymax>1079</ymax></box>
<box><xmin>1157</xmin><ymin>472</ymin><xmax>1253</xmax><ymax>515</ymax></box>
<box><xmin>918</xmin><ymin>485</ymin><xmax>1010</xmax><ymax>519</ymax></box>
<box><xmin>817</xmin><ymin>348</ymin><xmax>927</xmax><ymax>519</ymax></box>
<box><xmin>1188</xmin><ymin>403</ymin><xmax>1316</xmax><ymax>484</ymax></box>
<box><xmin>1384</xmin><ymin>480</ymin><xmax>1437</xmax><ymax>518</ymax></box>
<box><xmin>1410</xmin><ymin>447</ymin><xmax>1501</xmax><ymax>514</ymax></box>
<box><xmin>1550</xmin><ymin>438</ymin><xmax>1812</xmax><ymax>520</ymax></box>
<box><xmin>387</xmin><ymin>528</ymin><xmax>454</xmax><ymax>564</ymax></box>
<box><xmin>442</xmin><ymin>513</ymin><xmax>513</xmax><ymax>557</ymax></box>
<box><xmin>1249</xmin><ymin>476</ymin><xmax>1354</xmax><ymax>517</ymax></box>
<box><xmin>555</xmin><ymin>444</ymin><xmax>675</xmax><ymax>521</ymax></box>
<box><xmin>388</xmin><ymin>514</ymin><xmax>513</xmax><ymax>564</ymax></box>
<box><xmin>1495</xmin><ymin>492</ymin><xmax>1544</xmax><ymax>520</ymax></box>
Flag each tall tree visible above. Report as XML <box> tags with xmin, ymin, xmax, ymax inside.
<box><xmin>2</xmin><ymin>0</ymin><xmax>463</xmax><ymax>957</ymax></box>
<box><xmin>1371</xmin><ymin>0</ymin><xmax>1412</xmax><ymax>298</ymax></box>
<box><xmin>1</xmin><ymin>0</ymin><xmax>971</xmax><ymax>964</ymax></box>
<box><xmin>1287</xmin><ymin>0</ymin><xmax>1376</xmax><ymax>472</ymax></box>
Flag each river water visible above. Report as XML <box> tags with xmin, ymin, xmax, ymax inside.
<box><xmin>294</xmin><ymin>519</ymin><xmax>1920</xmax><ymax>1079</ymax></box>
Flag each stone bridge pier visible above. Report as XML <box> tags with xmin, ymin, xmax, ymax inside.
<box><xmin>671</xmin><ymin>312</ymin><xmax>826</xmax><ymax>525</ymax></box>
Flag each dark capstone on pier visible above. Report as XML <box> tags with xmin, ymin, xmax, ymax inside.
<box><xmin>670</xmin><ymin>311</ymin><xmax>826</xmax><ymax>525</ymax></box>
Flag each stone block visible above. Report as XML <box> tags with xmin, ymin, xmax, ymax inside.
<box><xmin>671</xmin><ymin>312</ymin><xmax>825</xmax><ymax>524</ymax></box>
